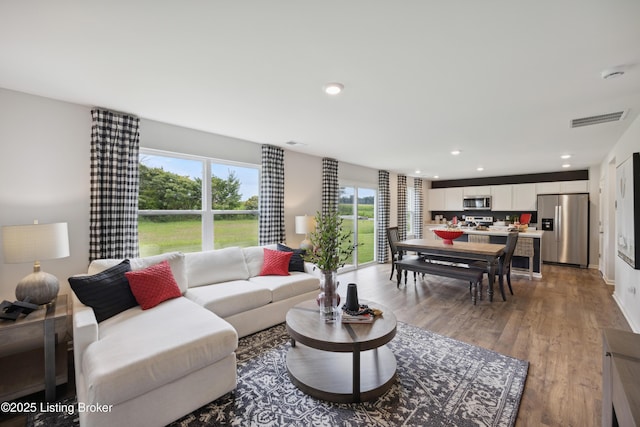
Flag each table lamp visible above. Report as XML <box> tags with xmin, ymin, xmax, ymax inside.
<box><xmin>2</xmin><ymin>221</ymin><xmax>70</xmax><ymax>305</ymax></box>
<box><xmin>295</xmin><ymin>215</ymin><xmax>316</xmax><ymax>250</ymax></box>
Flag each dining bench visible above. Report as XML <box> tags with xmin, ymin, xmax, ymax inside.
<box><xmin>394</xmin><ymin>258</ymin><xmax>485</xmax><ymax>304</ymax></box>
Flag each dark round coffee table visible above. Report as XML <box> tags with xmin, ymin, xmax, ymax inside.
<box><xmin>285</xmin><ymin>299</ymin><xmax>397</xmax><ymax>403</ymax></box>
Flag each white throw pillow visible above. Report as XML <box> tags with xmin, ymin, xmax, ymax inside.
<box><xmin>243</xmin><ymin>244</ymin><xmax>277</xmax><ymax>277</ymax></box>
<box><xmin>186</xmin><ymin>247</ymin><xmax>250</xmax><ymax>288</ymax></box>
<box><xmin>87</xmin><ymin>252</ymin><xmax>188</xmax><ymax>294</ymax></box>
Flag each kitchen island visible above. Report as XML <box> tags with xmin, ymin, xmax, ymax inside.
<box><xmin>426</xmin><ymin>224</ymin><xmax>544</xmax><ymax>278</ymax></box>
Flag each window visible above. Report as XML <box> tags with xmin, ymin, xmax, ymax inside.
<box><xmin>339</xmin><ymin>185</ymin><xmax>377</xmax><ymax>269</ymax></box>
<box><xmin>407</xmin><ymin>186</ymin><xmax>415</xmax><ymax>236</ymax></box>
<box><xmin>138</xmin><ymin>149</ymin><xmax>260</xmax><ymax>256</ymax></box>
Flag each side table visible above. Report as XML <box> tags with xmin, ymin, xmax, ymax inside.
<box><xmin>0</xmin><ymin>294</ymin><xmax>71</xmax><ymax>402</ymax></box>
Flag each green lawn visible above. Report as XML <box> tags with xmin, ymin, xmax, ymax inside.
<box><xmin>139</xmin><ymin>217</ymin><xmax>258</xmax><ymax>257</ymax></box>
<box><xmin>139</xmin><ymin>216</ymin><xmax>375</xmax><ymax>264</ymax></box>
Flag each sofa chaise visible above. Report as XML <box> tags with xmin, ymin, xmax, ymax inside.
<box><xmin>71</xmin><ymin>244</ymin><xmax>320</xmax><ymax>427</ymax></box>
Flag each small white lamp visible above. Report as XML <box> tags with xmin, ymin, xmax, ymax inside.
<box><xmin>295</xmin><ymin>215</ymin><xmax>316</xmax><ymax>250</ymax></box>
<box><xmin>2</xmin><ymin>221</ymin><xmax>70</xmax><ymax>305</ymax></box>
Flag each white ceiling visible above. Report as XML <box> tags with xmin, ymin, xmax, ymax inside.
<box><xmin>1</xmin><ymin>1</ymin><xmax>640</xmax><ymax>180</ymax></box>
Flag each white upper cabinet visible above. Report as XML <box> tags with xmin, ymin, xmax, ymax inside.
<box><xmin>536</xmin><ymin>180</ymin><xmax>588</xmax><ymax>194</ymax></box>
<box><xmin>491</xmin><ymin>185</ymin><xmax>513</xmax><ymax>210</ymax></box>
<box><xmin>444</xmin><ymin>187</ymin><xmax>464</xmax><ymax>211</ymax></box>
<box><xmin>560</xmin><ymin>180</ymin><xmax>589</xmax><ymax>193</ymax></box>
<box><xmin>463</xmin><ymin>186</ymin><xmax>491</xmax><ymax>196</ymax></box>
<box><xmin>536</xmin><ymin>181</ymin><xmax>561</xmax><ymax>194</ymax></box>
<box><xmin>512</xmin><ymin>183</ymin><xmax>537</xmax><ymax>210</ymax></box>
<box><xmin>428</xmin><ymin>180</ymin><xmax>588</xmax><ymax>211</ymax></box>
<box><xmin>427</xmin><ymin>188</ymin><xmax>446</xmax><ymax>211</ymax></box>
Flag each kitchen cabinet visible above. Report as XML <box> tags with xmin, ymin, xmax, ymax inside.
<box><xmin>427</xmin><ymin>187</ymin><xmax>463</xmax><ymax>211</ymax></box>
<box><xmin>536</xmin><ymin>181</ymin><xmax>561</xmax><ymax>194</ymax></box>
<box><xmin>536</xmin><ymin>180</ymin><xmax>589</xmax><ymax>194</ymax></box>
<box><xmin>463</xmin><ymin>186</ymin><xmax>491</xmax><ymax>196</ymax></box>
<box><xmin>427</xmin><ymin>188</ymin><xmax>446</xmax><ymax>211</ymax></box>
<box><xmin>512</xmin><ymin>183</ymin><xmax>537</xmax><ymax>210</ymax></box>
<box><xmin>491</xmin><ymin>185</ymin><xmax>512</xmax><ymax>210</ymax></box>
<box><xmin>444</xmin><ymin>187</ymin><xmax>463</xmax><ymax>211</ymax></box>
<box><xmin>560</xmin><ymin>180</ymin><xmax>589</xmax><ymax>193</ymax></box>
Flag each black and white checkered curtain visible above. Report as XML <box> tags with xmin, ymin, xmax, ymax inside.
<box><xmin>322</xmin><ymin>158</ymin><xmax>339</xmax><ymax>215</ymax></box>
<box><xmin>414</xmin><ymin>177</ymin><xmax>424</xmax><ymax>238</ymax></box>
<box><xmin>89</xmin><ymin>109</ymin><xmax>140</xmax><ymax>261</ymax></box>
<box><xmin>377</xmin><ymin>170</ymin><xmax>390</xmax><ymax>263</ymax></box>
<box><xmin>259</xmin><ymin>145</ymin><xmax>285</xmax><ymax>245</ymax></box>
<box><xmin>397</xmin><ymin>174</ymin><xmax>407</xmax><ymax>241</ymax></box>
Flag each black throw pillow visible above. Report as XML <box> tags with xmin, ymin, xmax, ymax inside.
<box><xmin>277</xmin><ymin>243</ymin><xmax>306</xmax><ymax>272</ymax></box>
<box><xmin>68</xmin><ymin>260</ymin><xmax>138</xmax><ymax>322</ymax></box>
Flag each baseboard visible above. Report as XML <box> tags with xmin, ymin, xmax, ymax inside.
<box><xmin>612</xmin><ymin>292</ymin><xmax>640</xmax><ymax>333</ymax></box>
<box><xmin>510</xmin><ymin>269</ymin><xmax>542</xmax><ymax>279</ymax></box>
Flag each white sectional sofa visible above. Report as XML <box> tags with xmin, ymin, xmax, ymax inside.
<box><xmin>71</xmin><ymin>244</ymin><xmax>320</xmax><ymax>427</ymax></box>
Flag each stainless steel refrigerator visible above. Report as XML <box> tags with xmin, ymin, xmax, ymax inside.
<box><xmin>537</xmin><ymin>193</ymin><xmax>589</xmax><ymax>267</ymax></box>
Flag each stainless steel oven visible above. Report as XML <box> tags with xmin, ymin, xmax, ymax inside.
<box><xmin>463</xmin><ymin>195</ymin><xmax>491</xmax><ymax>210</ymax></box>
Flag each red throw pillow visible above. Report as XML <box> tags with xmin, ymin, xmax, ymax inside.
<box><xmin>259</xmin><ymin>248</ymin><xmax>293</xmax><ymax>276</ymax></box>
<box><xmin>125</xmin><ymin>260</ymin><xmax>182</xmax><ymax>310</ymax></box>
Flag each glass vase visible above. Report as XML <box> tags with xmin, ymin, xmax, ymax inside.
<box><xmin>318</xmin><ymin>270</ymin><xmax>339</xmax><ymax>321</ymax></box>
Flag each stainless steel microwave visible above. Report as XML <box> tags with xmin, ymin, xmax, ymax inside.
<box><xmin>463</xmin><ymin>195</ymin><xmax>492</xmax><ymax>210</ymax></box>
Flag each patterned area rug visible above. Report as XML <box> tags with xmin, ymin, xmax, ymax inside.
<box><xmin>28</xmin><ymin>322</ymin><xmax>527</xmax><ymax>427</ymax></box>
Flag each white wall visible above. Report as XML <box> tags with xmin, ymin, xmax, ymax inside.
<box><xmin>141</xmin><ymin>118</ymin><xmax>262</xmax><ymax>165</ymax></box>
<box><xmin>0</xmin><ymin>88</ymin><xmax>91</xmax><ymax>302</ymax></box>
<box><xmin>601</xmin><ymin>113</ymin><xmax>640</xmax><ymax>332</ymax></box>
<box><xmin>588</xmin><ymin>164</ymin><xmax>601</xmax><ymax>269</ymax></box>
<box><xmin>0</xmin><ymin>88</ymin><xmax>390</xmax><ymax>303</ymax></box>
<box><xmin>284</xmin><ymin>150</ymin><xmax>322</xmax><ymax>246</ymax></box>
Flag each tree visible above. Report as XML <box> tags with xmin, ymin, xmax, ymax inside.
<box><xmin>138</xmin><ymin>164</ymin><xmax>201</xmax><ymax>210</ymax></box>
<box><xmin>139</xmin><ymin>165</ymin><xmax>248</xmax><ymax>214</ymax></box>
<box><xmin>244</xmin><ymin>195</ymin><xmax>259</xmax><ymax>210</ymax></box>
<box><xmin>211</xmin><ymin>170</ymin><xmax>242</xmax><ymax>210</ymax></box>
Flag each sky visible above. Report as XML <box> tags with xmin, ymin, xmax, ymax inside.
<box><xmin>140</xmin><ymin>153</ymin><xmax>259</xmax><ymax>200</ymax></box>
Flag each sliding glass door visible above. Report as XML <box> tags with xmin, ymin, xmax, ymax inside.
<box><xmin>339</xmin><ymin>185</ymin><xmax>377</xmax><ymax>270</ymax></box>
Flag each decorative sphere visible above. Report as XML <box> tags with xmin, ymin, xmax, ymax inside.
<box><xmin>15</xmin><ymin>271</ymin><xmax>59</xmax><ymax>305</ymax></box>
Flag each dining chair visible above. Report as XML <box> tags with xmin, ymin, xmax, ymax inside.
<box><xmin>387</xmin><ymin>226</ymin><xmax>420</xmax><ymax>282</ymax></box>
<box><xmin>386</xmin><ymin>227</ymin><xmax>403</xmax><ymax>281</ymax></box>
<box><xmin>474</xmin><ymin>232</ymin><xmax>518</xmax><ymax>301</ymax></box>
<box><xmin>498</xmin><ymin>232</ymin><xmax>519</xmax><ymax>296</ymax></box>
<box><xmin>513</xmin><ymin>237</ymin><xmax>534</xmax><ymax>280</ymax></box>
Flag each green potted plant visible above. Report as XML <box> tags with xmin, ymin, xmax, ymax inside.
<box><xmin>303</xmin><ymin>210</ymin><xmax>356</xmax><ymax>319</ymax></box>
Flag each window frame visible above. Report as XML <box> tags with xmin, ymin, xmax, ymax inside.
<box><xmin>138</xmin><ymin>148</ymin><xmax>260</xmax><ymax>252</ymax></box>
<box><xmin>407</xmin><ymin>185</ymin><xmax>416</xmax><ymax>237</ymax></box>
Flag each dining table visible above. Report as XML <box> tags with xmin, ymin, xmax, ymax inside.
<box><xmin>395</xmin><ymin>239</ymin><xmax>506</xmax><ymax>301</ymax></box>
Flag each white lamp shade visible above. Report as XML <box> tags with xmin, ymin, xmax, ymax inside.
<box><xmin>2</xmin><ymin>222</ymin><xmax>70</xmax><ymax>263</ymax></box>
<box><xmin>295</xmin><ymin>216</ymin><xmax>316</xmax><ymax>235</ymax></box>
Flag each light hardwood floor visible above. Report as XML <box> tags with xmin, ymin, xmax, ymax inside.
<box><xmin>336</xmin><ymin>262</ymin><xmax>631</xmax><ymax>427</ymax></box>
<box><xmin>0</xmin><ymin>263</ymin><xmax>630</xmax><ymax>427</ymax></box>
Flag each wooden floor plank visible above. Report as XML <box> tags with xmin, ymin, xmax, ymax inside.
<box><xmin>337</xmin><ymin>263</ymin><xmax>631</xmax><ymax>426</ymax></box>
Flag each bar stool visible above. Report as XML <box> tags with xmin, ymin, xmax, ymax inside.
<box><xmin>514</xmin><ymin>237</ymin><xmax>534</xmax><ymax>280</ymax></box>
<box><xmin>468</xmin><ymin>234</ymin><xmax>489</xmax><ymax>243</ymax></box>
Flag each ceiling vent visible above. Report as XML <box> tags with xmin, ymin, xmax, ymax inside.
<box><xmin>571</xmin><ymin>111</ymin><xmax>627</xmax><ymax>128</ymax></box>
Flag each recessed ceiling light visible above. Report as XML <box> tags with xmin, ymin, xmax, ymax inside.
<box><xmin>415</xmin><ymin>169</ymin><xmax>421</xmax><ymax>174</ymax></box>
<box><xmin>433</xmin><ymin>175</ymin><xmax>439</xmax><ymax>179</ymax></box>
<box><xmin>601</xmin><ymin>66</ymin><xmax>626</xmax><ymax>80</ymax></box>
<box><xmin>561</xmin><ymin>154</ymin><xmax>571</xmax><ymax>159</ymax></box>
<box><xmin>451</xmin><ymin>150</ymin><xmax>461</xmax><ymax>155</ymax></box>
<box><xmin>562</xmin><ymin>163</ymin><xmax>571</xmax><ymax>168</ymax></box>
<box><xmin>285</xmin><ymin>141</ymin><xmax>307</xmax><ymax>147</ymax></box>
<box><xmin>324</xmin><ymin>82</ymin><xmax>344</xmax><ymax>95</ymax></box>
<box><xmin>477</xmin><ymin>167</ymin><xmax>484</xmax><ymax>172</ymax></box>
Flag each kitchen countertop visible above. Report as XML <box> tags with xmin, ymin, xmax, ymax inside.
<box><xmin>426</xmin><ymin>224</ymin><xmax>544</xmax><ymax>238</ymax></box>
